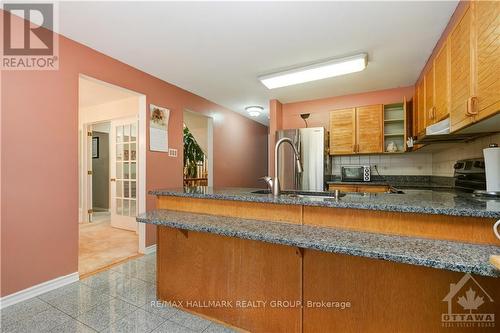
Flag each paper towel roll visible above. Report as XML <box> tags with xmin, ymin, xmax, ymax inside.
<box><xmin>484</xmin><ymin>145</ymin><xmax>500</xmax><ymax>192</ymax></box>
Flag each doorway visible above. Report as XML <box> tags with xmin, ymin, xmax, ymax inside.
<box><xmin>183</xmin><ymin>110</ymin><xmax>213</xmax><ymax>187</ymax></box>
<box><xmin>78</xmin><ymin>75</ymin><xmax>147</xmax><ymax>276</ymax></box>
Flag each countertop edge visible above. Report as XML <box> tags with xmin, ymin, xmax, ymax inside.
<box><xmin>137</xmin><ymin>212</ymin><xmax>500</xmax><ymax>278</ymax></box>
<box><xmin>148</xmin><ymin>190</ymin><xmax>500</xmax><ymax>219</ymax></box>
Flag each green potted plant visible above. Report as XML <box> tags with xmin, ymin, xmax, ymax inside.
<box><xmin>183</xmin><ymin>126</ymin><xmax>205</xmax><ymax>178</ymax></box>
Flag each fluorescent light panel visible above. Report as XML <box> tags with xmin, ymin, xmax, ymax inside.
<box><xmin>259</xmin><ymin>53</ymin><xmax>368</xmax><ymax>89</ymax></box>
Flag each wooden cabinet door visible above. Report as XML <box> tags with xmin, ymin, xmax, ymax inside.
<box><xmin>450</xmin><ymin>6</ymin><xmax>475</xmax><ymax>132</ymax></box>
<box><xmin>416</xmin><ymin>80</ymin><xmax>426</xmax><ymax>135</ymax></box>
<box><xmin>158</xmin><ymin>227</ymin><xmax>302</xmax><ymax>333</ymax></box>
<box><xmin>424</xmin><ymin>66</ymin><xmax>435</xmax><ymax>126</ymax></box>
<box><xmin>328</xmin><ymin>184</ymin><xmax>358</xmax><ymax>193</ymax></box>
<box><xmin>357</xmin><ymin>185</ymin><xmax>390</xmax><ymax>193</ymax></box>
<box><xmin>412</xmin><ymin>86</ymin><xmax>419</xmax><ymax>136</ymax></box>
<box><xmin>356</xmin><ymin>105</ymin><xmax>383</xmax><ymax>154</ymax></box>
<box><xmin>329</xmin><ymin>108</ymin><xmax>356</xmax><ymax>155</ymax></box>
<box><xmin>433</xmin><ymin>42</ymin><xmax>450</xmax><ymax>122</ymax></box>
<box><xmin>475</xmin><ymin>0</ymin><xmax>500</xmax><ymax>121</ymax></box>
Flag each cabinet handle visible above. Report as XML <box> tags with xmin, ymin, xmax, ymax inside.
<box><xmin>466</xmin><ymin>96</ymin><xmax>478</xmax><ymax>116</ymax></box>
<box><xmin>428</xmin><ymin>107</ymin><xmax>435</xmax><ymax>120</ymax></box>
<box><xmin>494</xmin><ymin>219</ymin><xmax>500</xmax><ymax>241</ymax></box>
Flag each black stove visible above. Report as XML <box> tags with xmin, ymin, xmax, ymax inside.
<box><xmin>453</xmin><ymin>158</ymin><xmax>486</xmax><ymax>192</ymax></box>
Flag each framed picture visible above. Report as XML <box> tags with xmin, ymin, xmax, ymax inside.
<box><xmin>149</xmin><ymin>104</ymin><xmax>170</xmax><ymax>152</ymax></box>
<box><xmin>92</xmin><ymin>137</ymin><xmax>99</xmax><ymax>158</ymax></box>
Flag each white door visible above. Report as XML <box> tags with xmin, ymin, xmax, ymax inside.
<box><xmin>110</xmin><ymin>118</ymin><xmax>138</xmax><ymax>231</ymax></box>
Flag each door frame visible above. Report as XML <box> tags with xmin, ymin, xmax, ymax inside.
<box><xmin>79</xmin><ymin>75</ymin><xmax>147</xmax><ymax>254</ymax></box>
<box><xmin>81</xmin><ymin>123</ymin><xmax>94</xmax><ymax>223</ymax></box>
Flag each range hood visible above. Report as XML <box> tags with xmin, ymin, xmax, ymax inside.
<box><xmin>414</xmin><ymin>116</ymin><xmax>498</xmax><ymax>144</ymax></box>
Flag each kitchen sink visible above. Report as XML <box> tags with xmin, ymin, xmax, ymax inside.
<box><xmin>251</xmin><ymin>189</ymin><xmax>273</xmax><ymax>194</ymax></box>
<box><xmin>251</xmin><ymin>190</ymin><xmax>347</xmax><ymax>198</ymax></box>
<box><xmin>252</xmin><ymin>188</ymin><xmax>404</xmax><ymax>197</ymax></box>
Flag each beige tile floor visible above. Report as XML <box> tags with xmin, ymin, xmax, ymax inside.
<box><xmin>79</xmin><ymin>220</ymin><xmax>139</xmax><ymax>276</ymax></box>
<box><xmin>1</xmin><ymin>254</ymin><xmax>237</xmax><ymax>332</ymax></box>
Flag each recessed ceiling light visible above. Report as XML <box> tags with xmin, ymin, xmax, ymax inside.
<box><xmin>259</xmin><ymin>53</ymin><xmax>368</xmax><ymax>89</ymax></box>
<box><xmin>245</xmin><ymin>106</ymin><xmax>263</xmax><ymax>117</ymax></box>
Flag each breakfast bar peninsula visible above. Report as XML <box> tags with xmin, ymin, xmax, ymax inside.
<box><xmin>138</xmin><ymin>187</ymin><xmax>500</xmax><ymax>333</ymax></box>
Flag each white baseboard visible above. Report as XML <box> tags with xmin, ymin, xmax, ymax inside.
<box><xmin>0</xmin><ymin>272</ymin><xmax>79</xmax><ymax>309</ymax></box>
<box><xmin>144</xmin><ymin>244</ymin><xmax>157</xmax><ymax>255</ymax></box>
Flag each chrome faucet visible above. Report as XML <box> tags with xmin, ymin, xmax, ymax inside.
<box><xmin>259</xmin><ymin>176</ymin><xmax>274</xmax><ymax>192</ymax></box>
<box><xmin>260</xmin><ymin>138</ymin><xmax>303</xmax><ymax>196</ymax></box>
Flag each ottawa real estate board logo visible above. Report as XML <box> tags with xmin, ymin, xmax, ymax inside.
<box><xmin>2</xmin><ymin>2</ymin><xmax>59</xmax><ymax>70</ymax></box>
<box><xmin>442</xmin><ymin>273</ymin><xmax>495</xmax><ymax>328</ymax></box>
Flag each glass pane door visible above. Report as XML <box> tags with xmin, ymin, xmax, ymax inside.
<box><xmin>110</xmin><ymin>118</ymin><xmax>138</xmax><ymax>231</ymax></box>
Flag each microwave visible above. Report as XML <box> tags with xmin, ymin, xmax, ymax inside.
<box><xmin>341</xmin><ymin>166</ymin><xmax>371</xmax><ymax>182</ymax></box>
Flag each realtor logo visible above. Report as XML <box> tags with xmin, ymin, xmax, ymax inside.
<box><xmin>442</xmin><ymin>273</ymin><xmax>495</xmax><ymax>328</ymax></box>
<box><xmin>2</xmin><ymin>2</ymin><xmax>58</xmax><ymax>69</ymax></box>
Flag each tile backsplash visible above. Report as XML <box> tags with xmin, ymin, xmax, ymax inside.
<box><xmin>331</xmin><ymin>153</ymin><xmax>432</xmax><ymax>176</ymax></box>
<box><xmin>432</xmin><ymin>133</ymin><xmax>500</xmax><ymax>177</ymax></box>
<box><xmin>330</xmin><ymin>133</ymin><xmax>499</xmax><ymax>177</ymax></box>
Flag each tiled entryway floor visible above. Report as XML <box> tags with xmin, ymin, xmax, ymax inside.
<box><xmin>1</xmin><ymin>253</ymin><xmax>237</xmax><ymax>333</ymax></box>
<box><xmin>79</xmin><ymin>220</ymin><xmax>138</xmax><ymax>275</ymax></box>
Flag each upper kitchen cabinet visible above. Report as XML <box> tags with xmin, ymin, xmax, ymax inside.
<box><xmin>356</xmin><ymin>105</ymin><xmax>384</xmax><ymax>154</ymax></box>
<box><xmin>412</xmin><ymin>85</ymin><xmax>419</xmax><ymax>136</ymax></box>
<box><xmin>416</xmin><ymin>80</ymin><xmax>426</xmax><ymax>136</ymax></box>
<box><xmin>424</xmin><ymin>65</ymin><xmax>435</xmax><ymax>126</ymax></box>
<box><xmin>414</xmin><ymin>0</ymin><xmax>499</xmax><ymax>134</ymax></box>
<box><xmin>474</xmin><ymin>0</ymin><xmax>500</xmax><ymax>121</ymax></box>
<box><xmin>329</xmin><ymin>105</ymin><xmax>383</xmax><ymax>155</ymax></box>
<box><xmin>384</xmin><ymin>102</ymin><xmax>407</xmax><ymax>153</ymax></box>
<box><xmin>449</xmin><ymin>5</ymin><xmax>474</xmax><ymax>132</ymax></box>
<box><xmin>433</xmin><ymin>42</ymin><xmax>450</xmax><ymax>123</ymax></box>
<box><xmin>329</xmin><ymin>108</ymin><xmax>356</xmax><ymax>155</ymax></box>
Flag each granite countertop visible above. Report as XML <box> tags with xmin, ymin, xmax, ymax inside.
<box><xmin>150</xmin><ymin>187</ymin><xmax>500</xmax><ymax>219</ymax></box>
<box><xmin>137</xmin><ymin>209</ymin><xmax>500</xmax><ymax>277</ymax></box>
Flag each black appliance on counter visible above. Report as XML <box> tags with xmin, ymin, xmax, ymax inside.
<box><xmin>341</xmin><ymin>165</ymin><xmax>371</xmax><ymax>182</ymax></box>
<box><xmin>453</xmin><ymin>158</ymin><xmax>486</xmax><ymax>192</ymax></box>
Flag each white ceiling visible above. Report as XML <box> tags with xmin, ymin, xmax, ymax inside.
<box><xmin>60</xmin><ymin>1</ymin><xmax>458</xmax><ymax>125</ymax></box>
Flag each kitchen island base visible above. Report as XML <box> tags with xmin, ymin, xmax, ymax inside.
<box><xmin>156</xmin><ymin>226</ymin><xmax>499</xmax><ymax>333</ymax></box>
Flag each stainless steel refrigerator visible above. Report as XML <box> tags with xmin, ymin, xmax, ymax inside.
<box><xmin>276</xmin><ymin>127</ymin><xmax>328</xmax><ymax>192</ymax></box>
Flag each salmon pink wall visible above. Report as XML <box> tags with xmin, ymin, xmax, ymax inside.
<box><xmin>266</xmin><ymin>86</ymin><xmax>414</xmax><ymax>174</ymax></box>
<box><xmin>279</xmin><ymin>86</ymin><xmax>414</xmax><ymax>130</ymax></box>
<box><xmin>1</xmin><ymin>15</ymin><xmax>267</xmax><ymax>297</ymax></box>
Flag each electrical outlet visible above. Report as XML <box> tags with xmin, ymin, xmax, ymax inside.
<box><xmin>168</xmin><ymin>148</ymin><xmax>177</xmax><ymax>157</ymax></box>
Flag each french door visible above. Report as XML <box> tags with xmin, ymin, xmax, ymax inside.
<box><xmin>110</xmin><ymin>117</ymin><xmax>138</xmax><ymax>231</ymax></box>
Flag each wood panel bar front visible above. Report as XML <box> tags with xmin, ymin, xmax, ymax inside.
<box><xmin>157</xmin><ymin>226</ymin><xmax>302</xmax><ymax>333</ymax></box>
<box><xmin>303</xmin><ymin>206</ymin><xmax>498</xmax><ymax>245</ymax></box>
<box><xmin>153</xmin><ymin>197</ymin><xmax>498</xmax><ymax>332</ymax></box>
<box><xmin>303</xmin><ymin>249</ymin><xmax>499</xmax><ymax>333</ymax></box>
<box><xmin>157</xmin><ymin>196</ymin><xmax>302</xmax><ymax>224</ymax></box>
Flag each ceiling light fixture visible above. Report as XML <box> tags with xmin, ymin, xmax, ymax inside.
<box><xmin>258</xmin><ymin>53</ymin><xmax>368</xmax><ymax>89</ymax></box>
<box><xmin>245</xmin><ymin>106</ymin><xmax>263</xmax><ymax>117</ymax></box>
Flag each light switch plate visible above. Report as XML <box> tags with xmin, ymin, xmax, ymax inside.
<box><xmin>168</xmin><ymin>148</ymin><xmax>178</xmax><ymax>157</ymax></box>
